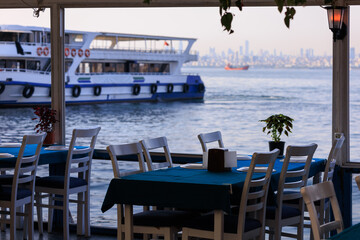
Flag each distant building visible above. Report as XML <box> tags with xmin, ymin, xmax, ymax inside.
<box><xmin>245</xmin><ymin>40</ymin><xmax>249</xmax><ymax>56</ymax></box>
<box><xmin>350</xmin><ymin>47</ymin><xmax>355</xmax><ymax>60</ymax></box>
<box><xmin>240</xmin><ymin>46</ymin><xmax>243</xmax><ymax>55</ymax></box>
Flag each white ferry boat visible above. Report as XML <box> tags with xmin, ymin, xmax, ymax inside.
<box><xmin>0</xmin><ymin>25</ymin><xmax>205</xmax><ymax>107</ymax></box>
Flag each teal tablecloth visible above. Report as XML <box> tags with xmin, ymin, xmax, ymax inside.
<box><xmin>101</xmin><ymin>157</ymin><xmax>325</xmax><ymax>213</ymax></box>
<box><xmin>330</xmin><ymin>223</ymin><xmax>360</xmax><ymax>240</ymax></box>
<box><xmin>0</xmin><ymin>145</ymin><xmax>69</xmax><ymax>168</ymax></box>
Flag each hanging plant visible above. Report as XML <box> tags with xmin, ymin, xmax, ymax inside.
<box><xmin>32</xmin><ymin>106</ymin><xmax>58</xmax><ymax>133</ymax></box>
<box><xmin>143</xmin><ymin>0</ymin><xmax>337</xmax><ymax>34</ymax></box>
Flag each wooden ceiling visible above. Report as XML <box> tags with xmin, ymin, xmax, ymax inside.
<box><xmin>1</xmin><ymin>0</ymin><xmax>358</xmax><ymax>8</ymax></box>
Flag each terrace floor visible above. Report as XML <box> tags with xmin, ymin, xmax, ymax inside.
<box><xmin>0</xmin><ymin>226</ymin><xmax>311</xmax><ymax>240</ymax></box>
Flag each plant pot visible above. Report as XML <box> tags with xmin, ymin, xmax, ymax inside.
<box><xmin>268</xmin><ymin>141</ymin><xmax>285</xmax><ymax>157</ymax></box>
<box><xmin>43</xmin><ymin>131</ymin><xmax>55</xmax><ymax>145</ymax></box>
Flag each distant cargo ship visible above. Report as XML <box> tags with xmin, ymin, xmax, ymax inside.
<box><xmin>0</xmin><ymin>25</ymin><xmax>205</xmax><ymax>107</ymax></box>
<box><xmin>224</xmin><ymin>64</ymin><xmax>249</xmax><ymax>71</ymax></box>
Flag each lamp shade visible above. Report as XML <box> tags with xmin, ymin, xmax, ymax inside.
<box><xmin>326</xmin><ymin>6</ymin><xmax>345</xmax><ymax>31</ymax></box>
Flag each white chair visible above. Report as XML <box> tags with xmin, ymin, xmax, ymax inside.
<box><xmin>140</xmin><ymin>136</ymin><xmax>173</xmax><ymax>171</ymax></box>
<box><xmin>182</xmin><ymin>149</ymin><xmax>279</xmax><ymax>240</ymax></box>
<box><xmin>301</xmin><ymin>181</ymin><xmax>344</xmax><ymax>240</ymax></box>
<box><xmin>35</xmin><ymin>127</ymin><xmax>101</xmax><ymax>240</ymax></box>
<box><xmin>356</xmin><ymin>175</ymin><xmax>360</xmax><ymax>191</ymax></box>
<box><xmin>310</xmin><ymin>133</ymin><xmax>344</xmax><ymax>228</ymax></box>
<box><xmin>265</xmin><ymin>143</ymin><xmax>318</xmax><ymax>240</ymax></box>
<box><xmin>197</xmin><ymin>131</ymin><xmax>224</xmax><ymax>152</ymax></box>
<box><xmin>0</xmin><ymin>133</ymin><xmax>45</xmax><ymax>240</ymax></box>
<box><xmin>107</xmin><ymin>142</ymin><xmax>197</xmax><ymax>240</ymax></box>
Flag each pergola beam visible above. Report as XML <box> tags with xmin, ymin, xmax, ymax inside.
<box><xmin>1</xmin><ymin>0</ymin><xmax>360</xmax><ymax>8</ymax></box>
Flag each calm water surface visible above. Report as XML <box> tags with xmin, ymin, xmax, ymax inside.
<box><xmin>1</xmin><ymin>67</ymin><xmax>360</xmax><ymax>226</ymax></box>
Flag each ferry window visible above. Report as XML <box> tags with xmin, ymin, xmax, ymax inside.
<box><xmin>0</xmin><ymin>32</ymin><xmax>17</xmax><ymax>42</ymax></box>
<box><xmin>74</xmin><ymin>35</ymin><xmax>83</xmax><ymax>43</ymax></box>
<box><xmin>19</xmin><ymin>33</ymin><xmax>30</xmax><ymax>42</ymax></box>
<box><xmin>65</xmin><ymin>34</ymin><xmax>70</xmax><ymax>44</ymax></box>
<box><xmin>0</xmin><ymin>60</ymin><xmax>5</xmax><ymax>68</ymax></box>
<box><xmin>130</xmin><ymin>63</ymin><xmax>139</xmax><ymax>72</ymax></box>
<box><xmin>116</xmin><ymin>63</ymin><xmax>125</xmax><ymax>72</ymax></box>
<box><xmin>84</xmin><ymin>63</ymin><xmax>90</xmax><ymax>74</ymax></box>
<box><xmin>139</xmin><ymin>63</ymin><xmax>148</xmax><ymax>73</ymax></box>
<box><xmin>6</xmin><ymin>60</ymin><xmax>17</xmax><ymax>69</ymax></box>
<box><xmin>26</xmin><ymin>61</ymin><xmax>40</xmax><ymax>70</ymax></box>
<box><xmin>104</xmin><ymin>63</ymin><xmax>116</xmax><ymax>73</ymax></box>
<box><xmin>65</xmin><ymin>61</ymin><xmax>72</xmax><ymax>73</ymax></box>
<box><xmin>160</xmin><ymin>64</ymin><xmax>170</xmax><ymax>73</ymax></box>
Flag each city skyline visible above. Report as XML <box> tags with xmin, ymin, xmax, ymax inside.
<box><xmin>0</xmin><ymin>6</ymin><xmax>360</xmax><ymax>56</ymax></box>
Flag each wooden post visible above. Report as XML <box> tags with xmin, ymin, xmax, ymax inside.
<box><xmin>50</xmin><ymin>4</ymin><xmax>65</xmax><ymax>145</ymax></box>
<box><xmin>332</xmin><ymin>6</ymin><xmax>352</xmax><ymax>228</ymax></box>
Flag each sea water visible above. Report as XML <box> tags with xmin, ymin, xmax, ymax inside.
<box><xmin>0</xmin><ymin>67</ymin><xmax>360</xmax><ymax>227</ymax></box>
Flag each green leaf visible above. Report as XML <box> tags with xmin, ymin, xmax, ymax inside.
<box><xmin>284</xmin><ymin>7</ymin><xmax>296</xmax><ymax>28</ymax></box>
<box><xmin>221</xmin><ymin>12</ymin><xmax>234</xmax><ymax>33</ymax></box>
<box><xmin>235</xmin><ymin>0</ymin><xmax>243</xmax><ymax>11</ymax></box>
<box><xmin>275</xmin><ymin>0</ymin><xmax>284</xmax><ymax>13</ymax></box>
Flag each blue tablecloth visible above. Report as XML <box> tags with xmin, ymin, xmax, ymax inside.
<box><xmin>101</xmin><ymin>158</ymin><xmax>325</xmax><ymax>213</ymax></box>
<box><xmin>0</xmin><ymin>145</ymin><xmax>68</xmax><ymax>168</ymax></box>
<box><xmin>330</xmin><ymin>223</ymin><xmax>360</xmax><ymax>240</ymax></box>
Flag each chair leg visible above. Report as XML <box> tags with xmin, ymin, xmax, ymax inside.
<box><xmin>1</xmin><ymin>207</ymin><xmax>6</xmax><ymax>231</ymax></box>
<box><xmin>274</xmin><ymin>225</ymin><xmax>281</xmax><ymax>240</ymax></box>
<box><xmin>48</xmin><ymin>194</ymin><xmax>54</xmax><ymax>233</ymax></box>
<box><xmin>26</xmin><ymin>202</ymin><xmax>34</xmax><ymax>240</ymax></box>
<box><xmin>10</xmin><ymin>207</ymin><xmax>16</xmax><ymax>240</ymax></box>
<box><xmin>63</xmin><ymin>195</ymin><xmax>70</xmax><ymax>240</ymax></box>
<box><xmin>35</xmin><ymin>192</ymin><xmax>43</xmax><ymax>234</ymax></box>
<box><xmin>297</xmin><ymin>222</ymin><xmax>304</xmax><ymax>240</ymax></box>
<box><xmin>84</xmin><ymin>190</ymin><xmax>90</xmax><ymax>237</ymax></box>
<box><xmin>77</xmin><ymin>192</ymin><xmax>84</xmax><ymax>235</ymax></box>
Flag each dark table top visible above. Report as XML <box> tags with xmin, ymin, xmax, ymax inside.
<box><xmin>101</xmin><ymin>157</ymin><xmax>326</xmax><ymax>213</ymax></box>
<box><xmin>330</xmin><ymin>223</ymin><xmax>360</xmax><ymax>240</ymax></box>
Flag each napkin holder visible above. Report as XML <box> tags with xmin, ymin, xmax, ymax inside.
<box><xmin>205</xmin><ymin>148</ymin><xmax>237</xmax><ymax>172</ymax></box>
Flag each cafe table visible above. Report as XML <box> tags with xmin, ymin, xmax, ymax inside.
<box><xmin>101</xmin><ymin>157</ymin><xmax>326</xmax><ymax>240</ymax></box>
<box><xmin>330</xmin><ymin>223</ymin><xmax>360</xmax><ymax>240</ymax></box>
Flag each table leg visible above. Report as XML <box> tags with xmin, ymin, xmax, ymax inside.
<box><xmin>214</xmin><ymin>210</ymin><xmax>224</xmax><ymax>240</ymax></box>
<box><xmin>124</xmin><ymin>204</ymin><xmax>133</xmax><ymax>240</ymax></box>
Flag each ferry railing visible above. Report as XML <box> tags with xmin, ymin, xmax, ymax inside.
<box><xmin>75</xmin><ymin>72</ymin><xmax>171</xmax><ymax>76</ymax></box>
<box><xmin>0</xmin><ymin>68</ymin><xmax>51</xmax><ymax>75</ymax></box>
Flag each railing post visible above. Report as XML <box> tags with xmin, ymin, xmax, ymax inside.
<box><xmin>332</xmin><ymin>6</ymin><xmax>352</xmax><ymax>228</ymax></box>
<box><xmin>50</xmin><ymin>4</ymin><xmax>66</xmax><ymax>145</ymax></box>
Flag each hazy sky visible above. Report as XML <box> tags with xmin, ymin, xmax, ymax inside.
<box><xmin>0</xmin><ymin>6</ymin><xmax>359</xmax><ymax>56</ymax></box>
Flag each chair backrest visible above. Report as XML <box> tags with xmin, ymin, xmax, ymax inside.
<box><xmin>237</xmin><ymin>149</ymin><xmax>279</xmax><ymax>239</ymax></box>
<box><xmin>301</xmin><ymin>181</ymin><xmax>343</xmax><ymax>240</ymax></box>
<box><xmin>12</xmin><ymin>133</ymin><xmax>46</xmax><ymax>200</ymax></box>
<box><xmin>64</xmin><ymin>127</ymin><xmax>101</xmax><ymax>190</ymax></box>
<box><xmin>140</xmin><ymin>136</ymin><xmax>173</xmax><ymax>171</ymax></box>
<box><xmin>323</xmin><ymin>133</ymin><xmax>345</xmax><ymax>182</ymax></box>
<box><xmin>356</xmin><ymin>175</ymin><xmax>360</xmax><ymax>191</ymax></box>
<box><xmin>197</xmin><ymin>131</ymin><xmax>224</xmax><ymax>152</ymax></box>
<box><xmin>107</xmin><ymin>142</ymin><xmax>146</xmax><ymax>178</ymax></box>
<box><xmin>276</xmin><ymin>143</ymin><xmax>318</xmax><ymax>209</ymax></box>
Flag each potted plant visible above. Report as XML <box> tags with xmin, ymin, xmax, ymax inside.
<box><xmin>32</xmin><ymin>106</ymin><xmax>58</xmax><ymax>145</ymax></box>
<box><xmin>259</xmin><ymin>114</ymin><xmax>294</xmax><ymax>157</ymax></box>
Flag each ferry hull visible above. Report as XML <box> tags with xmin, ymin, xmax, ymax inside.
<box><xmin>0</xmin><ymin>75</ymin><xmax>205</xmax><ymax>107</ymax></box>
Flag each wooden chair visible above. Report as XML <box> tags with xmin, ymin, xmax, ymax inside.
<box><xmin>356</xmin><ymin>175</ymin><xmax>360</xmax><ymax>191</ymax></box>
<box><xmin>107</xmin><ymin>142</ymin><xmax>198</xmax><ymax>240</ymax></box>
<box><xmin>140</xmin><ymin>136</ymin><xmax>173</xmax><ymax>171</ymax></box>
<box><xmin>308</xmin><ymin>133</ymin><xmax>344</xmax><ymax>228</ymax></box>
<box><xmin>181</xmin><ymin>149</ymin><xmax>279</xmax><ymax>240</ymax></box>
<box><xmin>300</xmin><ymin>181</ymin><xmax>344</xmax><ymax>240</ymax></box>
<box><xmin>197</xmin><ymin>131</ymin><xmax>224</xmax><ymax>152</ymax></box>
<box><xmin>35</xmin><ymin>127</ymin><xmax>101</xmax><ymax>240</ymax></box>
<box><xmin>0</xmin><ymin>133</ymin><xmax>45</xmax><ymax>240</ymax></box>
<box><xmin>265</xmin><ymin>143</ymin><xmax>318</xmax><ymax>240</ymax></box>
